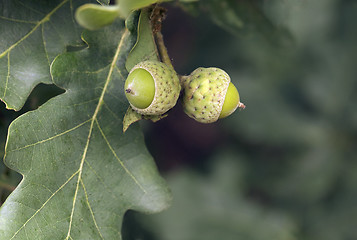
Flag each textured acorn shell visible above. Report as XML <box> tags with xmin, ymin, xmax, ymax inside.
<box><xmin>128</xmin><ymin>61</ymin><xmax>181</xmax><ymax>115</ymax></box>
<box><xmin>182</xmin><ymin>67</ymin><xmax>230</xmax><ymax>123</ymax></box>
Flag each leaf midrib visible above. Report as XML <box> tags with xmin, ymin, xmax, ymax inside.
<box><xmin>65</xmin><ymin>28</ymin><xmax>144</xmax><ymax>239</ymax></box>
<box><xmin>8</xmin><ymin>28</ymin><xmax>144</xmax><ymax>240</ymax></box>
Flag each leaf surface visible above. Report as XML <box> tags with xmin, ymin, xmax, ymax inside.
<box><xmin>139</xmin><ymin>154</ymin><xmax>297</xmax><ymax>240</ymax></box>
<box><xmin>182</xmin><ymin>0</ymin><xmax>292</xmax><ymax>45</ymax></box>
<box><xmin>0</xmin><ymin>0</ymin><xmax>100</xmax><ymax>111</ymax></box>
<box><xmin>0</xmin><ymin>19</ymin><xmax>171</xmax><ymax>240</ymax></box>
<box><xmin>75</xmin><ymin>4</ymin><xmax>121</xmax><ymax>30</ymax></box>
<box><xmin>125</xmin><ymin>9</ymin><xmax>159</xmax><ymax>72</ymax></box>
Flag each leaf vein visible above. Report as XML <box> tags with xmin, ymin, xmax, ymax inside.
<box><xmin>0</xmin><ymin>0</ymin><xmax>69</xmax><ymax>58</ymax></box>
<box><xmin>0</xmin><ymin>15</ymin><xmax>38</xmax><ymax>24</ymax></box>
<box><xmin>66</xmin><ymin>28</ymin><xmax>130</xmax><ymax>239</ymax></box>
<box><xmin>100</xmin><ymin>226</ymin><xmax>121</xmax><ymax>237</ymax></box>
<box><xmin>34</xmin><ymin>218</ymin><xmax>45</xmax><ymax>237</ymax></box>
<box><xmin>64</xmin><ymin>97</ymin><xmax>100</xmax><ymax>108</ymax></box>
<box><xmin>54</xmin><ymin>66</ymin><xmax>109</xmax><ymax>76</ymax></box>
<box><xmin>95</xmin><ymin>119</ymin><xmax>146</xmax><ymax>193</ymax></box>
<box><xmin>2</xmin><ymin>52</ymin><xmax>10</xmax><ymax>99</ymax></box>
<box><xmin>103</xmin><ymin>102</ymin><xmax>121</xmax><ymax>121</ymax></box>
<box><xmin>80</xmin><ymin>179</ymin><xmax>105</xmax><ymax>240</ymax></box>
<box><xmin>17</xmin><ymin>1</ymin><xmax>47</xmax><ymax>15</ymax></box>
<box><xmin>114</xmin><ymin>65</ymin><xmax>125</xmax><ymax>80</ymax></box>
<box><xmin>41</xmin><ymin>23</ymin><xmax>51</xmax><ymax>69</ymax></box>
<box><xmin>6</xmin><ymin>118</ymin><xmax>92</xmax><ymax>153</ymax></box>
<box><xmin>9</xmin><ymin>170</ymin><xmax>80</xmax><ymax>240</ymax></box>
<box><xmin>84</xmin><ymin>159</ymin><xmax>121</xmax><ymax>201</ymax></box>
<box><xmin>12</xmin><ymin>200</ymin><xmax>37</xmax><ymax>211</ymax></box>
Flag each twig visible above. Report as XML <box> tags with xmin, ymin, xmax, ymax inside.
<box><xmin>155</xmin><ymin>31</ymin><xmax>174</xmax><ymax>69</ymax></box>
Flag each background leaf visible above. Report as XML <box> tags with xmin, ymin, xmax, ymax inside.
<box><xmin>131</xmin><ymin>0</ymin><xmax>357</xmax><ymax>239</ymax></box>
<box><xmin>130</xmin><ymin>152</ymin><xmax>297</xmax><ymax>240</ymax></box>
<box><xmin>1</xmin><ymin>0</ymin><xmax>357</xmax><ymax>239</ymax></box>
<box><xmin>0</xmin><ymin>0</ymin><xmax>100</xmax><ymax>111</ymax></box>
<box><xmin>0</xmin><ymin>84</ymin><xmax>64</xmax><ymax>205</ymax></box>
<box><xmin>179</xmin><ymin>0</ymin><xmax>292</xmax><ymax>45</ymax></box>
<box><xmin>0</xmin><ymin>19</ymin><xmax>171</xmax><ymax>239</ymax></box>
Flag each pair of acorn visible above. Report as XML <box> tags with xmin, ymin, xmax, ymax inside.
<box><xmin>124</xmin><ymin>60</ymin><xmax>245</xmax><ymax>123</ymax></box>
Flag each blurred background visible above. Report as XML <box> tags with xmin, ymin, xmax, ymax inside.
<box><xmin>1</xmin><ymin>0</ymin><xmax>357</xmax><ymax>239</ymax></box>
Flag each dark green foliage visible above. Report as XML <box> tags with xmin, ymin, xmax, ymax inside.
<box><xmin>126</xmin><ymin>0</ymin><xmax>357</xmax><ymax>239</ymax></box>
<box><xmin>0</xmin><ymin>2</ymin><xmax>171</xmax><ymax>239</ymax></box>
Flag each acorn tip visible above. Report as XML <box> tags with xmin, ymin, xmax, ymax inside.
<box><xmin>238</xmin><ymin>102</ymin><xmax>246</xmax><ymax>110</ymax></box>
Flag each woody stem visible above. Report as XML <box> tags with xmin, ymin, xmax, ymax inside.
<box><xmin>155</xmin><ymin>31</ymin><xmax>174</xmax><ymax>70</ymax></box>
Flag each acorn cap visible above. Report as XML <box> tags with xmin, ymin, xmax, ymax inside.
<box><xmin>182</xmin><ymin>67</ymin><xmax>231</xmax><ymax>123</ymax></box>
<box><xmin>128</xmin><ymin>60</ymin><xmax>181</xmax><ymax>115</ymax></box>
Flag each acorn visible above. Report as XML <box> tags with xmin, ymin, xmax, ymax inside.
<box><xmin>124</xmin><ymin>60</ymin><xmax>181</xmax><ymax>115</ymax></box>
<box><xmin>182</xmin><ymin>67</ymin><xmax>245</xmax><ymax>123</ymax></box>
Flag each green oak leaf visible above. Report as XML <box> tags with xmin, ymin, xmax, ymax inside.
<box><xmin>75</xmin><ymin>0</ymin><xmax>173</xmax><ymax>29</ymax></box>
<box><xmin>123</xmin><ymin>107</ymin><xmax>167</xmax><ymax>133</ymax></box>
<box><xmin>125</xmin><ymin>9</ymin><xmax>159</xmax><ymax>72</ymax></box>
<box><xmin>0</xmin><ymin>0</ymin><xmax>101</xmax><ymax>111</ymax></box>
<box><xmin>182</xmin><ymin>0</ymin><xmax>291</xmax><ymax>44</ymax></box>
<box><xmin>0</xmin><ymin>19</ymin><xmax>172</xmax><ymax>239</ymax></box>
<box><xmin>117</xmin><ymin>0</ymin><xmax>171</xmax><ymax>19</ymax></box>
<box><xmin>199</xmin><ymin>0</ymin><xmax>244</xmax><ymax>31</ymax></box>
<box><xmin>75</xmin><ymin>4</ymin><xmax>121</xmax><ymax>30</ymax></box>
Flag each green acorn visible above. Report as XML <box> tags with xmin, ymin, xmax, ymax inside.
<box><xmin>124</xmin><ymin>60</ymin><xmax>181</xmax><ymax>115</ymax></box>
<box><xmin>182</xmin><ymin>67</ymin><xmax>245</xmax><ymax>123</ymax></box>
